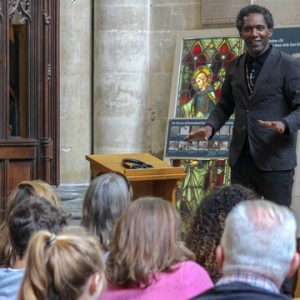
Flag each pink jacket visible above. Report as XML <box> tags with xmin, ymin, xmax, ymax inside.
<box><xmin>100</xmin><ymin>261</ymin><xmax>213</xmax><ymax>300</ymax></box>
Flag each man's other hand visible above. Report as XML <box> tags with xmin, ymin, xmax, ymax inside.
<box><xmin>257</xmin><ymin>120</ymin><xmax>285</xmax><ymax>134</ymax></box>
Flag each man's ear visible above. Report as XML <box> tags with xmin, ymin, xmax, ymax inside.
<box><xmin>268</xmin><ymin>28</ymin><xmax>273</xmax><ymax>38</ymax></box>
<box><xmin>286</xmin><ymin>252</ymin><xmax>300</xmax><ymax>278</ymax></box>
<box><xmin>216</xmin><ymin>245</ymin><xmax>225</xmax><ymax>272</ymax></box>
<box><xmin>88</xmin><ymin>273</ymin><xmax>104</xmax><ymax>295</ymax></box>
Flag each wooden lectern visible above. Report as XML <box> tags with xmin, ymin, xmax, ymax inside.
<box><xmin>86</xmin><ymin>153</ymin><xmax>185</xmax><ymax>205</ymax></box>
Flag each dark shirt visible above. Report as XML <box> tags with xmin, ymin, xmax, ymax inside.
<box><xmin>245</xmin><ymin>46</ymin><xmax>272</xmax><ymax>93</ymax></box>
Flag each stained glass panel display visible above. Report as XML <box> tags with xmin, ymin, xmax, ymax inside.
<box><xmin>176</xmin><ymin>37</ymin><xmax>243</xmax><ymax>118</ymax></box>
<box><xmin>170</xmin><ymin>36</ymin><xmax>244</xmax><ymax>227</ymax></box>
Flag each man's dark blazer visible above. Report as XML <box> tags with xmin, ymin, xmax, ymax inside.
<box><xmin>191</xmin><ymin>282</ymin><xmax>291</xmax><ymax>300</ymax></box>
<box><xmin>207</xmin><ymin>46</ymin><xmax>300</xmax><ymax>171</ymax></box>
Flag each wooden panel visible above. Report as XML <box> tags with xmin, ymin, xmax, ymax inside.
<box><xmin>0</xmin><ymin>0</ymin><xmax>8</xmax><ymax>138</ymax></box>
<box><xmin>0</xmin><ymin>160</ymin><xmax>7</xmax><ymax>219</ymax></box>
<box><xmin>131</xmin><ymin>181</ymin><xmax>153</xmax><ymax>200</ymax></box>
<box><xmin>0</xmin><ymin>141</ymin><xmax>37</xmax><ymax>158</ymax></box>
<box><xmin>131</xmin><ymin>179</ymin><xmax>180</xmax><ymax>204</ymax></box>
<box><xmin>8</xmin><ymin>160</ymin><xmax>34</xmax><ymax>193</ymax></box>
<box><xmin>153</xmin><ymin>179</ymin><xmax>179</xmax><ymax>203</ymax></box>
<box><xmin>40</xmin><ymin>137</ymin><xmax>54</xmax><ymax>182</ymax></box>
<box><xmin>0</xmin><ymin>142</ymin><xmax>37</xmax><ymax>222</ymax></box>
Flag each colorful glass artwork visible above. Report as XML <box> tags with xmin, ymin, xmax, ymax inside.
<box><xmin>172</xmin><ymin>36</ymin><xmax>244</xmax><ymax>227</ymax></box>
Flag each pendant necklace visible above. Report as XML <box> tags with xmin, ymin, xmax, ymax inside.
<box><xmin>246</xmin><ymin>63</ymin><xmax>255</xmax><ymax>94</ymax></box>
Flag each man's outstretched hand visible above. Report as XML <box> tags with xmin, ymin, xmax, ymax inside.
<box><xmin>257</xmin><ymin>120</ymin><xmax>285</xmax><ymax>134</ymax></box>
<box><xmin>184</xmin><ymin>125</ymin><xmax>213</xmax><ymax>141</ymax></box>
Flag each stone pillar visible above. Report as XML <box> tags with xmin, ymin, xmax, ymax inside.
<box><xmin>93</xmin><ymin>1</ymin><xmax>150</xmax><ymax>154</ymax></box>
<box><xmin>60</xmin><ymin>0</ymin><xmax>92</xmax><ymax>183</ymax></box>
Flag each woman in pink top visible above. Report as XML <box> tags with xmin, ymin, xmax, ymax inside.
<box><xmin>100</xmin><ymin>197</ymin><xmax>213</xmax><ymax>300</ymax></box>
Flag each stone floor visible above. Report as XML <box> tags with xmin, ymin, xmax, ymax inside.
<box><xmin>54</xmin><ymin>184</ymin><xmax>88</xmax><ymax>227</ymax></box>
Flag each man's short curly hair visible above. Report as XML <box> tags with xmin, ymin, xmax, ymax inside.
<box><xmin>236</xmin><ymin>4</ymin><xmax>274</xmax><ymax>34</ymax></box>
<box><xmin>185</xmin><ymin>184</ymin><xmax>257</xmax><ymax>282</ymax></box>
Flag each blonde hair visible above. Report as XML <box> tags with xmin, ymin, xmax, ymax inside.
<box><xmin>19</xmin><ymin>231</ymin><xmax>105</xmax><ymax>300</ymax></box>
<box><xmin>8</xmin><ymin>180</ymin><xmax>60</xmax><ymax>211</ymax></box>
<box><xmin>0</xmin><ymin>180</ymin><xmax>61</xmax><ymax>267</ymax></box>
<box><xmin>106</xmin><ymin>197</ymin><xmax>194</xmax><ymax>287</ymax></box>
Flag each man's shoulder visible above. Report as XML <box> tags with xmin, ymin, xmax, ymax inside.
<box><xmin>191</xmin><ymin>282</ymin><xmax>291</xmax><ymax>300</ymax></box>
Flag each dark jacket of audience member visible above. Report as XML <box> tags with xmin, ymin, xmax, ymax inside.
<box><xmin>186</xmin><ymin>184</ymin><xmax>256</xmax><ymax>282</ymax></box>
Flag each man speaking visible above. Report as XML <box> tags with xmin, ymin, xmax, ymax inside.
<box><xmin>185</xmin><ymin>4</ymin><xmax>300</xmax><ymax>207</ymax></box>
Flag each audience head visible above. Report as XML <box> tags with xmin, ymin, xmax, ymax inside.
<box><xmin>0</xmin><ymin>180</ymin><xmax>62</xmax><ymax>267</ymax></box>
<box><xmin>7</xmin><ymin>180</ymin><xmax>60</xmax><ymax>216</ymax></box>
<box><xmin>19</xmin><ymin>231</ymin><xmax>105</xmax><ymax>300</ymax></box>
<box><xmin>8</xmin><ymin>195</ymin><xmax>67</xmax><ymax>260</ymax></box>
<box><xmin>218</xmin><ymin>199</ymin><xmax>299</xmax><ymax>287</ymax></box>
<box><xmin>186</xmin><ymin>184</ymin><xmax>257</xmax><ymax>282</ymax></box>
<box><xmin>106</xmin><ymin>197</ymin><xmax>194</xmax><ymax>287</ymax></box>
<box><xmin>236</xmin><ymin>4</ymin><xmax>274</xmax><ymax>34</ymax></box>
<box><xmin>81</xmin><ymin>172</ymin><xmax>132</xmax><ymax>251</ymax></box>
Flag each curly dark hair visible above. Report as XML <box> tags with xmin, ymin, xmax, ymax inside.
<box><xmin>236</xmin><ymin>4</ymin><xmax>274</xmax><ymax>34</ymax></box>
<box><xmin>185</xmin><ymin>184</ymin><xmax>257</xmax><ymax>283</ymax></box>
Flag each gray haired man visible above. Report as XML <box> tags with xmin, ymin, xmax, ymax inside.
<box><xmin>192</xmin><ymin>200</ymin><xmax>299</xmax><ymax>300</ymax></box>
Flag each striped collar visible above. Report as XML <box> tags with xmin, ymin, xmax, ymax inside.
<box><xmin>217</xmin><ymin>271</ymin><xmax>279</xmax><ymax>294</ymax></box>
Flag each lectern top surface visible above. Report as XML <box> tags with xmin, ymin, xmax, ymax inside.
<box><xmin>86</xmin><ymin>153</ymin><xmax>185</xmax><ymax>179</ymax></box>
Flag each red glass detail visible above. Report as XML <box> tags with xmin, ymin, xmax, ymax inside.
<box><xmin>216</xmin><ymin>160</ymin><xmax>226</xmax><ymax>186</ymax></box>
<box><xmin>184</xmin><ymin>54</ymin><xmax>194</xmax><ymax>69</ymax></box>
<box><xmin>213</xmin><ymin>75</ymin><xmax>219</xmax><ymax>82</ymax></box>
<box><xmin>215</xmin><ymin>89</ymin><xmax>221</xmax><ymax>100</ymax></box>
<box><xmin>219</xmin><ymin>43</ymin><xmax>229</xmax><ymax>54</ymax></box>
<box><xmin>184</xmin><ymin>54</ymin><xmax>193</xmax><ymax>63</ymax></box>
<box><xmin>193</xmin><ymin>43</ymin><xmax>202</xmax><ymax>55</ymax></box>
<box><xmin>180</xmin><ymin>94</ymin><xmax>190</xmax><ymax>106</ymax></box>
<box><xmin>197</xmin><ymin>54</ymin><xmax>207</xmax><ymax>64</ymax></box>
<box><xmin>227</xmin><ymin>53</ymin><xmax>235</xmax><ymax>61</ymax></box>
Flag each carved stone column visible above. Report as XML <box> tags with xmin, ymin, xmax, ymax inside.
<box><xmin>93</xmin><ymin>1</ymin><xmax>151</xmax><ymax>154</ymax></box>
